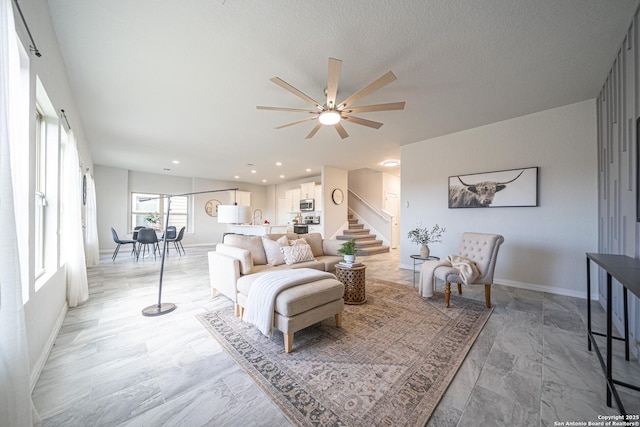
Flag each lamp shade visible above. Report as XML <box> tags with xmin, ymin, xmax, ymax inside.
<box><xmin>217</xmin><ymin>205</ymin><xmax>251</xmax><ymax>224</ymax></box>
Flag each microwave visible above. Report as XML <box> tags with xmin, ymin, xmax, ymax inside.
<box><xmin>300</xmin><ymin>199</ymin><xmax>315</xmax><ymax>211</ymax></box>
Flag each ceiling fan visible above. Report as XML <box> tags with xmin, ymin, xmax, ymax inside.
<box><xmin>257</xmin><ymin>58</ymin><xmax>405</xmax><ymax>139</ymax></box>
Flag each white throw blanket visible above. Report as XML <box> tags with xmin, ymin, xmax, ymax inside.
<box><xmin>243</xmin><ymin>268</ymin><xmax>335</xmax><ymax>336</ymax></box>
<box><xmin>418</xmin><ymin>255</ymin><xmax>480</xmax><ymax>298</ymax></box>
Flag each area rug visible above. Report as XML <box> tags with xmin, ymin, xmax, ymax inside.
<box><xmin>196</xmin><ymin>278</ymin><xmax>492</xmax><ymax>427</ymax></box>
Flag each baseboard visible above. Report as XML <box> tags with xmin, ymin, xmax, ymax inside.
<box><xmin>399</xmin><ymin>263</ymin><xmax>596</xmax><ymax>300</ymax></box>
<box><xmin>99</xmin><ymin>242</ymin><xmax>218</xmax><ymax>254</ymax></box>
<box><xmin>494</xmin><ymin>278</ymin><xmax>598</xmax><ymax>300</ymax></box>
<box><xmin>30</xmin><ymin>303</ymin><xmax>67</xmax><ymax>392</ymax></box>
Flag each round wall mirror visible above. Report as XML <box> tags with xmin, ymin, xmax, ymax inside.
<box><xmin>205</xmin><ymin>199</ymin><xmax>221</xmax><ymax>217</ymax></box>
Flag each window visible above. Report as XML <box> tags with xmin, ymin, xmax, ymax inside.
<box><xmin>34</xmin><ymin>77</ymin><xmax>59</xmax><ymax>286</ymax></box>
<box><xmin>34</xmin><ymin>105</ymin><xmax>46</xmax><ymax>277</ymax></box>
<box><xmin>131</xmin><ymin>193</ymin><xmax>189</xmax><ymax>230</ymax></box>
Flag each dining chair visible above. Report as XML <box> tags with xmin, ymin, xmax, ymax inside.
<box><xmin>161</xmin><ymin>226</ymin><xmax>177</xmax><ymax>253</ymax></box>
<box><xmin>132</xmin><ymin>225</ymin><xmax>145</xmax><ymax>240</ymax></box>
<box><xmin>136</xmin><ymin>227</ymin><xmax>160</xmax><ymax>260</ymax></box>
<box><xmin>433</xmin><ymin>232</ymin><xmax>504</xmax><ymax>308</ymax></box>
<box><xmin>110</xmin><ymin>227</ymin><xmax>137</xmax><ymax>261</ymax></box>
<box><xmin>166</xmin><ymin>226</ymin><xmax>185</xmax><ymax>256</ymax></box>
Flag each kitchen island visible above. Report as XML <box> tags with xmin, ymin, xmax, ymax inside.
<box><xmin>228</xmin><ymin>224</ymin><xmax>290</xmax><ymax>236</ymax></box>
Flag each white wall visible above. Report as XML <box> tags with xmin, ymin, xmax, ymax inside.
<box><xmin>401</xmin><ymin>100</ymin><xmax>598</xmax><ymax>297</ymax></box>
<box><xmin>14</xmin><ymin>0</ymin><xmax>95</xmax><ymax>387</ymax></box>
<box><xmin>321</xmin><ymin>166</ymin><xmax>348</xmax><ymax>239</ymax></box>
<box><xmin>95</xmin><ymin>166</ymin><xmax>271</xmax><ymax>249</ymax></box>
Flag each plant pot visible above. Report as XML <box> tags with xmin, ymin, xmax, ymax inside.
<box><xmin>419</xmin><ymin>245</ymin><xmax>430</xmax><ymax>258</ymax></box>
<box><xmin>344</xmin><ymin>254</ymin><xmax>356</xmax><ymax>263</ymax></box>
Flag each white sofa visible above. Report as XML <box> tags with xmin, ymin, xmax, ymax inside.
<box><xmin>208</xmin><ymin>232</ymin><xmax>344</xmax><ymax>312</ymax></box>
<box><xmin>208</xmin><ymin>232</ymin><xmax>345</xmax><ymax>352</ymax></box>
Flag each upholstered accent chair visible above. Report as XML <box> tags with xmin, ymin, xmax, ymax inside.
<box><xmin>434</xmin><ymin>232</ymin><xmax>504</xmax><ymax>308</ymax></box>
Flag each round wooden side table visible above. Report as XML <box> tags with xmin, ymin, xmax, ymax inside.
<box><xmin>335</xmin><ymin>264</ymin><xmax>367</xmax><ymax>304</ymax></box>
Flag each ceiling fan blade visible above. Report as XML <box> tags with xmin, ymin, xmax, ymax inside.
<box><xmin>274</xmin><ymin>116</ymin><xmax>318</xmax><ymax>129</ymax></box>
<box><xmin>342</xmin><ymin>101</ymin><xmax>405</xmax><ymax>113</ymax></box>
<box><xmin>334</xmin><ymin>122</ymin><xmax>349</xmax><ymax>139</ymax></box>
<box><xmin>326</xmin><ymin>58</ymin><xmax>342</xmax><ymax>109</ymax></box>
<box><xmin>343</xmin><ymin>115</ymin><xmax>383</xmax><ymax>129</ymax></box>
<box><xmin>305</xmin><ymin>123</ymin><xmax>323</xmax><ymax>139</ymax></box>
<box><xmin>338</xmin><ymin>71</ymin><xmax>397</xmax><ymax>109</ymax></box>
<box><xmin>257</xmin><ymin>106</ymin><xmax>319</xmax><ymax>113</ymax></box>
<box><xmin>270</xmin><ymin>77</ymin><xmax>323</xmax><ymax>111</ymax></box>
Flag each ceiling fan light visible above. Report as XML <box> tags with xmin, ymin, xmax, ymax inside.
<box><xmin>319</xmin><ymin>111</ymin><xmax>341</xmax><ymax>125</ymax></box>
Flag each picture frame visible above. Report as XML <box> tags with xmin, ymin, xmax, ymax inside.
<box><xmin>448</xmin><ymin>167</ymin><xmax>538</xmax><ymax>208</ymax></box>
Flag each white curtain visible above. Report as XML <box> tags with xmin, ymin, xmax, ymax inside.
<box><xmin>61</xmin><ymin>131</ymin><xmax>89</xmax><ymax>307</ymax></box>
<box><xmin>84</xmin><ymin>172</ymin><xmax>100</xmax><ymax>267</ymax></box>
<box><xmin>0</xmin><ymin>0</ymin><xmax>34</xmax><ymax>425</ymax></box>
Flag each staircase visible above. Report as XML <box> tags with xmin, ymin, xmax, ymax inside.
<box><xmin>337</xmin><ymin>215</ymin><xmax>390</xmax><ymax>256</ymax></box>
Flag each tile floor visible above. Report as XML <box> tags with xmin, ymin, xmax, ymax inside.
<box><xmin>32</xmin><ymin>246</ymin><xmax>640</xmax><ymax>426</ymax></box>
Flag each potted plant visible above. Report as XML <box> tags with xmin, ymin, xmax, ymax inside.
<box><xmin>338</xmin><ymin>239</ymin><xmax>357</xmax><ymax>263</ymax></box>
<box><xmin>407</xmin><ymin>224</ymin><xmax>445</xmax><ymax>258</ymax></box>
<box><xmin>144</xmin><ymin>212</ymin><xmax>160</xmax><ymax>229</ymax></box>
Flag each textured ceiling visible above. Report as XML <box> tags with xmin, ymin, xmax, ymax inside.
<box><xmin>47</xmin><ymin>0</ymin><xmax>638</xmax><ymax>184</ymax></box>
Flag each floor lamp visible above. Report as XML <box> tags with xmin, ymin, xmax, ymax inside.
<box><xmin>141</xmin><ymin>187</ymin><xmax>239</xmax><ymax>317</ymax></box>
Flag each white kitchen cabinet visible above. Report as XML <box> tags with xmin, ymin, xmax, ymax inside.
<box><xmin>285</xmin><ymin>188</ymin><xmax>301</xmax><ymax>212</ymax></box>
<box><xmin>314</xmin><ymin>185</ymin><xmax>323</xmax><ymax>211</ymax></box>
<box><xmin>300</xmin><ymin>182</ymin><xmax>316</xmax><ymax>199</ymax></box>
<box><xmin>308</xmin><ymin>225</ymin><xmax>322</xmax><ymax>234</ymax></box>
<box><xmin>236</xmin><ymin>191</ymin><xmax>251</xmax><ymax>206</ymax></box>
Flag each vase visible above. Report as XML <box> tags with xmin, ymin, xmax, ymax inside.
<box><xmin>419</xmin><ymin>245</ymin><xmax>430</xmax><ymax>258</ymax></box>
<box><xmin>344</xmin><ymin>254</ymin><xmax>356</xmax><ymax>263</ymax></box>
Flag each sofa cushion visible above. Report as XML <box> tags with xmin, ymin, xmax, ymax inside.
<box><xmin>301</xmin><ymin>233</ymin><xmax>324</xmax><ymax>257</ymax></box>
<box><xmin>262</xmin><ymin>235</ymin><xmax>288</xmax><ymax>266</ymax></box>
<box><xmin>275</xmin><ymin>278</ymin><xmax>345</xmax><ymax>317</ymax></box>
<box><xmin>236</xmin><ymin>274</ymin><xmax>344</xmax><ymax>318</ymax></box>
<box><xmin>224</xmin><ymin>234</ymin><xmax>268</xmax><ymax>265</ymax></box>
<box><xmin>316</xmin><ymin>255</ymin><xmax>343</xmax><ymax>272</ymax></box>
<box><xmin>215</xmin><ymin>244</ymin><xmax>253</xmax><ymax>275</ymax></box>
<box><xmin>281</xmin><ymin>244</ymin><xmax>315</xmax><ymax>265</ymax></box>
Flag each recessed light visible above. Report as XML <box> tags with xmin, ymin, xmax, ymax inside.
<box><xmin>280</xmin><ymin>175</ymin><xmax>285</xmax><ymax>178</ymax></box>
<box><xmin>251</xmin><ymin>170</ymin><xmax>257</xmax><ymax>174</ymax></box>
<box><xmin>262</xmin><ymin>179</ymin><xmax>267</xmax><ymax>183</ymax></box>
<box><xmin>382</xmin><ymin>160</ymin><xmax>400</xmax><ymax>167</ymax></box>
<box><xmin>306</xmin><ymin>168</ymin><xmax>311</xmax><ymax>172</ymax></box>
<box><xmin>276</xmin><ymin>162</ymin><xmax>282</xmax><ymax>166</ymax></box>
<box><xmin>172</xmin><ymin>160</ymin><xmax>180</xmax><ymax>164</ymax></box>
<box><xmin>234</xmin><ymin>175</ymin><xmax>240</xmax><ymax>179</ymax></box>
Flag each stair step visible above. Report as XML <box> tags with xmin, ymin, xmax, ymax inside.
<box><xmin>356</xmin><ymin>245</ymin><xmax>390</xmax><ymax>256</ymax></box>
<box><xmin>348</xmin><ymin>219</ymin><xmax>358</xmax><ymax>224</ymax></box>
<box><xmin>355</xmin><ymin>239</ymin><xmax>383</xmax><ymax>248</ymax></box>
<box><xmin>349</xmin><ymin>223</ymin><xmax>364</xmax><ymax>229</ymax></box>
<box><xmin>337</xmin><ymin>234</ymin><xmax>376</xmax><ymax>241</ymax></box>
<box><xmin>343</xmin><ymin>228</ymin><xmax>370</xmax><ymax>235</ymax></box>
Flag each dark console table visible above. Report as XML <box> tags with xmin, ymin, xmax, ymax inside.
<box><xmin>585</xmin><ymin>253</ymin><xmax>640</xmax><ymax>414</ymax></box>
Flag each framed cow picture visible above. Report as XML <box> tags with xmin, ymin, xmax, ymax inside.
<box><xmin>448</xmin><ymin>167</ymin><xmax>538</xmax><ymax>208</ymax></box>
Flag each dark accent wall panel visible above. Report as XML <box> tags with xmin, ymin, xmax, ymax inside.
<box><xmin>598</xmin><ymin>7</ymin><xmax>640</xmax><ymax>359</ymax></box>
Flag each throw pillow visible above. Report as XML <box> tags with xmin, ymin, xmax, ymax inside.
<box><xmin>302</xmin><ymin>233</ymin><xmax>324</xmax><ymax>257</ymax></box>
<box><xmin>281</xmin><ymin>244</ymin><xmax>315</xmax><ymax>265</ymax></box>
<box><xmin>288</xmin><ymin>237</ymin><xmax>308</xmax><ymax>247</ymax></box>
<box><xmin>262</xmin><ymin>235</ymin><xmax>288</xmax><ymax>266</ymax></box>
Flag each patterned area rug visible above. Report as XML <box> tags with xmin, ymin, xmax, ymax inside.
<box><xmin>197</xmin><ymin>278</ymin><xmax>492</xmax><ymax>427</ymax></box>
